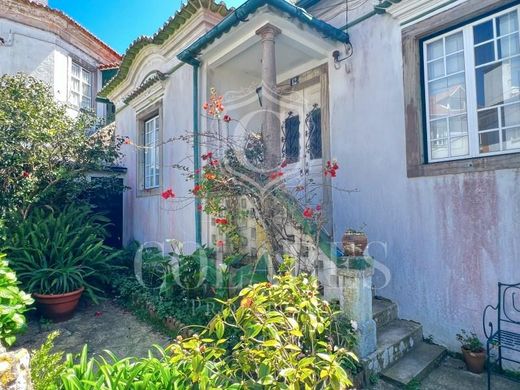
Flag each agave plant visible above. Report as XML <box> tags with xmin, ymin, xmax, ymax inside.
<box><xmin>5</xmin><ymin>205</ymin><xmax>120</xmax><ymax>302</ymax></box>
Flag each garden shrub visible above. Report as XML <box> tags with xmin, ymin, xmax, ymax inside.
<box><xmin>0</xmin><ymin>254</ymin><xmax>33</xmax><ymax>347</ymax></box>
<box><xmin>5</xmin><ymin>205</ymin><xmax>121</xmax><ymax>302</ymax></box>
<box><xmin>31</xmin><ymin>331</ymin><xmax>65</xmax><ymax>390</ymax></box>
<box><xmin>56</xmin><ymin>256</ymin><xmax>357</xmax><ymax>389</ymax></box>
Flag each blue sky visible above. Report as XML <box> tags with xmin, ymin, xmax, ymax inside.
<box><xmin>49</xmin><ymin>0</ymin><xmax>244</xmax><ymax>55</ymax></box>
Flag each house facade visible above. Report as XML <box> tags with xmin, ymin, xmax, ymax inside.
<box><xmin>102</xmin><ymin>0</ymin><xmax>520</xmax><ymax>355</ymax></box>
<box><xmin>0</xmin><ymin>0</ymin><xmax>121</xmax><ymax>122</ymax></box>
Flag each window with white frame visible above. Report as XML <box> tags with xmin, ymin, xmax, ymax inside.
<box><xmin>424</xmin><ymin>5</ymin><xmax>520</xmax><ymax>162</ymax></box>
<box><xmin>70</xmin><ymin>63</ymin><xmax>92</xmax><ymax>109</ymax></box>
<box><xmin>143</xmin><ymin>116</ymin><xmax>160</xmax><ymax>189</ymax></box>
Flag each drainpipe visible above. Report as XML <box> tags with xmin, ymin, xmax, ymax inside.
<box><xmin>192</xmin><ymin>63</ymin><xmax>202</xmax><ymax>246</ymax></box>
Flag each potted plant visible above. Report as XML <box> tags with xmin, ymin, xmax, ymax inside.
<box><xmin>456</xmin><ymin>329</ymin><xmax>486</xmax><ymax>373</ymax></box>
<box><xmin>6</xmin><ymin>205</ymin><xmax>120</xmax><ymax>322</ymax></box>
<box><xmin>342</xmin><ymin>227</ymin><xmax>368</xmax><ymax>256</ymax></box>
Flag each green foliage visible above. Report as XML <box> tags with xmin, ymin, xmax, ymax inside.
<box><xmin>456</xmin><ymin>329</ymin><xmax>484</xmax><ymax>353</ymax></box>
<box><xmin>6</xmin><ymin>205</ymin><xmax>121</xmax><ymax>301</ymax></box>
<box><xmin>56</xmin><ymin>258</ymin><xmax>357</xmax><ymax>389</ymax></box>
<box><xmin>0</xmin><ymin>254</ymin><xmax>33</xmax><ymax>347</ymax></box>
<box><xmin>31</xmin><ymin>331</ymin><xmax>65</xmax><ymax>390</ymax></box>
<box><xmin>0</xmin><ymin>74</ymin><xmax>123</xmax><ymax>223</ymax></box>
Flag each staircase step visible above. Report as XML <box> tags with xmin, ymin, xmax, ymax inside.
<box><xmin>381</xmin><ymin>342</ymin><xmax>447</xmax><ymax>387</ymax></box>
<box><xmin>373</xmin><ymin>297</ymin><xmax>398</xmax><ymax>328</ymax></box>
<box><xmin>364</xmin><ymin>319</ymin><xmax>423</xmax><ymax>373</ymax></box>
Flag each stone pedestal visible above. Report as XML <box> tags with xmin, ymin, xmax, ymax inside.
<box><xmin>337</xmin><ymin>256</ymin><xmax>377</xmax><ymax>358</ymax></box>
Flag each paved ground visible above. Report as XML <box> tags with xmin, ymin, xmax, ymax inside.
<box><xmin>15</xmin><ymin>300</ymin><xmax>171</xmax><ymax>358</ymax></box>
<box><xmin>372</xmin><ymin>357</ymin><xmax>519</xmax><ymax>390</ymax></box>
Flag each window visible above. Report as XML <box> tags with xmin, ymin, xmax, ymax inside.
<box><xmin>283</xmin><ymin>112</ymin><xmax>300</xmax><ymax>164</ymax></box>
<box><xmin>143</xmin><ymin>116</ymin><xmax>160</xmax><ymax>189</ymax></box>
<box><xmin>70</xmin><ymin>63</ymin><xmax>92</xmax><ymax>109</ymax></box>
<box><xmin>424</xmin><ymin>5</ymin><xmax>520</xmax><ymax>162</ymax></box>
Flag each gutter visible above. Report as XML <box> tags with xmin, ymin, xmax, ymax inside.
<box><xmin>339</xmin><ymin>0</ymin><xmax>402</xmax><ymax>30</ymax></box>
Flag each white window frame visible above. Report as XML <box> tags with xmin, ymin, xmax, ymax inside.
<box><xmin>69</xmin><ymin>62</ymin><xmax>93</xmax><ymax>110</ymax></box>
<box><xmin>143</xmin><ymin>115</ymin><xmax>160</xmax><ymax>189</ymax></box>
<box><xmin>423</xmin><ymin>4</ymin><xmax>520</xmax><ymax>163</ymax></box>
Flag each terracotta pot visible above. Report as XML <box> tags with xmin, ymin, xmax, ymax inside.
<box><xmin>342</xmin><ymin>232</ymin><xmax>368</xmax><ymax>256</ymax></box>
<box><xmin>461</xmin><ymin>347</ymin><xmax>486</xmax><ymax>374</ymax></box>
<box><xmin>33</xmin><ymin>287</ymin><xmax>84</xmax><ymax>322</ymax></box>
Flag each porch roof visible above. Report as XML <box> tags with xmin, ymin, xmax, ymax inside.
<box><xmin>177</xmin><ymin>0</ymin><xmax>349</xmax><ymax>66</ymax></box>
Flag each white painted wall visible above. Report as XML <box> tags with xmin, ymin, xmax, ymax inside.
<box><xmin>0</xmin><ymin>18</ymin><xmax>105</xmax><ymax>118</ymax></box>
<box><xmin>322</xmin><ymin>5</ymin><xmax>520</xmax><ymax>351</ymax></box>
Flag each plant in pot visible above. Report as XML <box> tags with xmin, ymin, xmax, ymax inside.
<box><xmin>5</xmin><ymin>205</ymin><xmax>120</xmax><ymax>322</ymax></box>
<box><xmin>456</xmin><ymin>329</ymin><xmax>486</xmax><ymax>373</ymax></box>
<box><xmin>342</xmin><ymin>226</ymin><xmax>368</xmax><ymax>257</ymax></box>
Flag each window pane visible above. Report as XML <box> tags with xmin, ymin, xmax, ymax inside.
<box><xmin>496</xmin><ymin>11</ymin><xmax>519</xmax><ymax>37</ymax></box>
<box><xmin>70</xmin><ymin>91</ymin><xmax>80</xmax><ymax>107</ymax></box>
<box><xmin>502</xmin><ymin>103</ymin><xmax>520</xmax><ymax>127</ymax></box>
<box><xmin>446</xmin><ymin>52</ymin><xmax>465</xmax><ymax>74</ymax></box>
<box><xmin>427</xmin><ymin>39</ymin><xmax>444</xmax><ymax>61</ymax></box>
<box><xmin>476</xmin><ymin>62</ymin><xmax>504</xmax><ymax>107</ymax></box>
<box><xmin>283</xmin><ymin>114</ymin><xmax>300</xmax><ymax>163</ymax></box>
<box><xmin>498</xmin><ymin>34</ymin><xmax>520</xmax><ymax>59</ymax></box>
<box><xmin>478</xmin><ymin>108</ymin><xmax>499</xmax><ymax>130</ymax></box>
<box><xmin>82</xmin><ymin>70</ymin><xmax>91</xmax><ymax>85</ymax></box>
<box><xmin>451</xmin><ymin>136</ymin><xmax>469</xmax><ymax>156</ymax></box>
<box><xmin>82</xmin><ymin>83</ymin><xmax>91</xmax><ymax>97</ymax></box>
<box><xmin>503</xmin><ymin>127</ymin><xmax>520</xmax><ymax>150</ymax></box>
<box><xmin>446</xmin><ymin>32</ymin><xmax>463</xmax><ymax>54</ymax></box>
<box><xmin>428</xmin><ymin>59</ymin><xmax>445</xmax><ymax>80</ymax></box>
<box><xmin>306</xmin><ymin>106</ymin><xmax>322</xmax><ymax>160</ymax></box>
<box><xmin>430</xmin><ymin>119</ymin><xmax>448</xmax><ymax>139</ymax></box>
<box><xmin>81</xmin><ymin>97</ymin><xmax>91</xmax><ymax>109</ymax></box>
<box><xmin>474</xmin><ymin>20</ymin><xmax>494</xmax><ymax>44</ymax></box>
<box><xmin>479</xmin><ymin>131</ymin><xmax>500</xmax><ymax>153</ymax></box>
<box><xmin>431</xmin><ymin>139</ymin><xmax>449</xmax><ymax>159</ymax></box>
<box><xmin>475</xmin><ymin>42</ymin><xmax>495</xmax><ymax>65</ymax></box>
<box><xmin>72</xmin><ymin>63</ymin><xmax>80</xmax><ymax>78</ymax></box>
<box><xmin>449</xmin><ymin>115</ymin><xmax>468</xmax><ymax>136</ymax></box>
<box><xmin>71</xmin><ymin>78</ymin><xmax>80</xmax><ymax>93</ymax></box>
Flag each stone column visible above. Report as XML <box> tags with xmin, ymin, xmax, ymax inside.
<box><xmin>256</xmin><ymin>23</ymin><xmax>281</xmax><ymax>168</ymax></box>
<box><xmin>337</xmin><ymin>256</ymin><xmax>377</xmax><ymax>358</ymax></box>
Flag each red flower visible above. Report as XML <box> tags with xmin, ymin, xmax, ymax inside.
<box><xmin>205</xmin><ymin>172</ymin><xmax>216</xmax><ymax>180</ymax></box>
<box><xmin>281</xmin><ymin>159</ymin><xmax>288</xmax><ymax>168</ymax></box>
<box><xmin>197</xmin><ymin>204</ymin><xmax>203</xmax><ymax>211</ymax></box>
<box><xmin>202</xmin><ymin>152</ymin><xmax>213</xmax><ymax>161</ymax></box>
<box><xmin>215</xmin><ymin>218</ymin><xmax>228</xmax><ymax>225</ymax></box>
<box><xmin>94</xmin><ymin>311</ymin><xmax>103</xmax><ymax>317</ymax></box>
<box><xmin>124</xmin><ymin>137</ymin><xmax>131</xmax><ymax>145</ymax></box>
<box><xmin>303</xmin><ymin>207</ymin><xmax>314</xmax><ymax>219</ymax></box>
<box><xmin>324</xmin><ymin>160</ymin><xmax>339</xmax><ymax>177</ymax></box>
<box><xmin>22</xmin><ymin>171</ymin><xmax>30</xmax><ymax>178</ymax></box>
<box><xmin>161</xmin><ymin>188</ymin><xmax>175</xmax><ymax>200</ymax></box>
<box><xmin>316</xmin><ymin>204</ymin><xmax>322</xmax><ymax>211</ymax></box>
<box><xmin>210</xmin><ymin>159</ymin><xmax>219</xmax><ymax>167</ymax></box>
<box><xmin>193</xmin><ymin>184</ymin><xmax>202</xmax><ymax>195</ymax></box>
<box><xmin>195</xmin><ymin>168</ymin><xmax>201</xmax><ymax>175</ymax></box>
<box><xmin>269</xmin><ymin>171</ymin><xmax>283</xmax><ymax>180</ymax></box>
<box><xmin>216</xmin><ymin>240</ymin><xmax>224</xmax><ymax>247</ymax></box>
<box><xmin>223</xmin><ymin>114</ymin><xmax>231</xmax><ymax>123</ymax></box>
<box><xmin>203</xmin><ymin>102</ymin><xmax>209</xmax><ymax>110</ymax></box>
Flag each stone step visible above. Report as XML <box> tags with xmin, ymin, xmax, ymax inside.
<box><xmin>373</xmin><ymin>297</ymin><xmax>398</xmax><ymax>329</ymax></box>
<box><xmin>381</xmin><ymin>342</ymin><xmax>447</xmax><ymax>387</ymax></box>
<box><xmin>364</xmin><ymin>319</ymin><xmax>423</xmax><ymax>374</ymax></box>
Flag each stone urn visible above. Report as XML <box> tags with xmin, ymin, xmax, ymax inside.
<box><xmin>342</xmin><ymin>230</ymin><xmax>368</xmax><ymax>256</ymax></box>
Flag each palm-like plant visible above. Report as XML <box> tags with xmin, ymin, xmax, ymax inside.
<box><xmin>5</xmin><ymin>205</ymin><xmax>120</xmax><ymax>302</ymax></box>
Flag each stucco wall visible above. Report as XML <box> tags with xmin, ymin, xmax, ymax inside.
<box><xmin>327</xmin><ymin>9</ymin><xmax>520</xmax><ymax>351</ymax></box>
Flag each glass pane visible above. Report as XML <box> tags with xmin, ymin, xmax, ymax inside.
<box><xmin>502</xmin><ymin>103</ymin><xmax>520</xmax><ymax>127</ymax></box>
<box><xmin>82</xmin><ymin>70</ymin><xmax>91</xmax><ymax>85</ymax></box>
<box><xmin>71</xmin><ymin>64</ymin><xmax>80</xmax><ymax>77</ymax></box>
<box><xmin>503</xmin><ymin>126</ymin><xmax>520</xmax><ymax>150</ymax></box>
<box><xmin>81</xmin><ymin>97</ymin><xmax>91</xmax><ymax>109</ymax></box>
<box><xmin>474</xmin><ymin>20</ymin><xmax>494</xmax><ymax>44</ymax></box>
<box><xmin>446</xmin><ymin>32</ymin><xmax>463</xmax><ymax>54</ymax></box>
<box><xmin>475</xmin><ymin>42</ymin><xmax>495</xmax><ymax>66</ymax></box>
<box><xmin>497</xmin><ymin>11</ymin><xmax>519</xmax><ymax>37</ymax></box>
<box><xmin>428</xmin><ymin>78</ymin><xmax>448</xmax><ymax>118</ymax></box>
<box><xmin>428</xmin><ymin>59</ymin><xmax>445</xmax><ymax>80</ymax></box>
<box><xmin>430</xmin><ymin>119</ymin><xmax>448</xmax><ymax>139</ymax></box>
<box><xmin>479</xmin><ymin>131</ymin><xmax>500</xmax><ymax>153</ymax></box>
<box><xmin>498</xmin><ymin>34</ymin><xmax>520</xmax><ymax>59</ymax></box>
<box><xmin>306</xmin><ymin>107</ymin><xmax>322</xmax><ymax>160</ymax></box>
<box><xmin>507</xmin><ymin>57</ymin><xmax>520</xmax><ymax>103</ymax></box>
<box><xmin>431</xmin><ymin>139</ymin><xmax>449</xmax><ymax>159</ymax></box>
<box><xmin>449</xmin><ymin>115</ymin><xmax>468</xmax><ymax>136</ymax></box>
<box><xmin>427</xmin><ymin>39</ymin><xmax>444</xmax><ymax>61</ymax></box>
<box><xmin>283</xmin><ymin>115</ymin><xmax>300</xmax><ymax>164</ymax></box>
<box><xmin>476</xmin><ymin>62</ymin><xmax>504</xmax><ymax>108</ymax></box>
<box><xmin>82</xmin><ymin>83</ymin><xmax>91</xmax><ymax>97</ymax></box>
<box><xmin>71</xmin><ymin>79</ymin><xmax>80</xmax><ymax>93</ymax></box>
<box><xmin>451</xmin><ymin>136</ymin><xmax>469</xmax><ymax>156</ymax></box>
<box><xmin>70</xmin><ymin>91</ymin><xmax>79</xmax><ymax>107</ymax></box>
<box><xmin>446</xmin><ymin>52</ymin><xmax>464</xmax><ymax>74</ymax></box>
<box><xmin>478</xmin><ymin>108</ymin><xmax>499</xmax><ymax>130</ymax></box>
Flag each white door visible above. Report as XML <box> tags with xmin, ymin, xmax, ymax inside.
<box><xmin>280</xmin><ymin>81</ymin><xmax>324</xmax><ymax>208</ymax></box>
